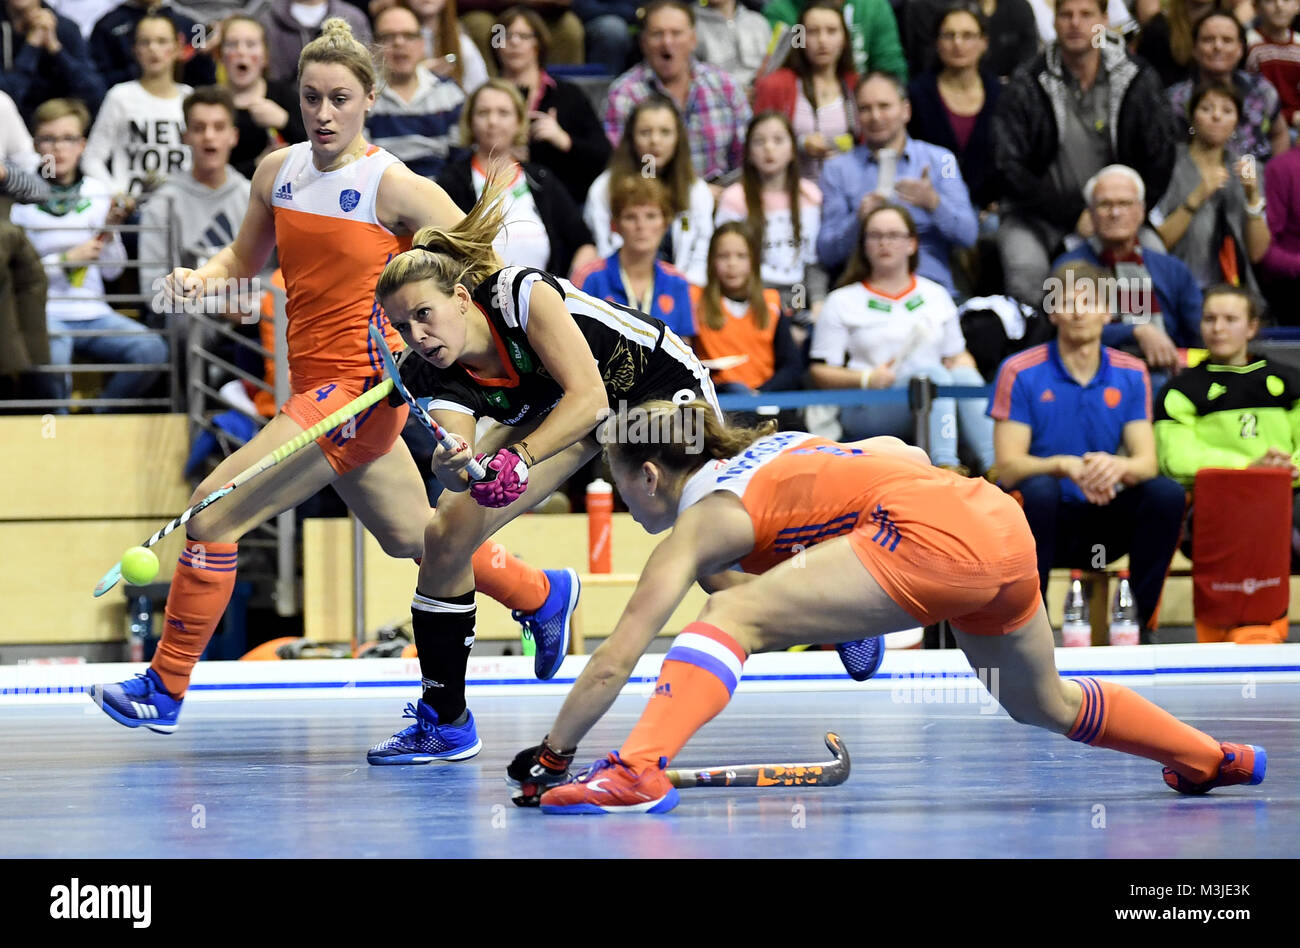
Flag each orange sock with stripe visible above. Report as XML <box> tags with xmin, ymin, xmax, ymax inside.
<box><xmin>150</xmin><ymin>540</ymin><xmax>238</xmax><ymax>698</ymax></box>
<box><xmin>470</xmin><ymin>541</ymin><xmax>549</xmax><ymax>612</ymax></box>
<box><xmin>1067</xmin><ymin>677</ymin><xmax>1224</xmax><ymax>782</ymax></box>
<box><xmin>619</xmin><ymin>621</ymin><xmax>748</xmax><ymax>770</ymax></box>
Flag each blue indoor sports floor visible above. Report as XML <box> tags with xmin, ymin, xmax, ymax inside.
<box><xmin>2</xmin><ymin>684</ymin><xmax>1296</xmax><ymax>858</ymax></box>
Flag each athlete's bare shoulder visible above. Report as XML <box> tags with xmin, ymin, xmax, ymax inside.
<box><xmin>249</xmin><ymin>146</ymin><xmax>295</xmax><ymax>204</ymax></box>
<box><xmin>376</xmin><ymin>160</ymin><xmax>464</xmax><ymax>235</ymax></box>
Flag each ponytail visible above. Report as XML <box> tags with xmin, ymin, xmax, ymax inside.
<box><xmin>602</xmin><ymin>399</ymin><xmax>777</xmax><ymax>476</ymax></box>
<box><xmin>375</xmin><ymin>168</ymin><xmax>510</xmax><ymax>302</ymax></box>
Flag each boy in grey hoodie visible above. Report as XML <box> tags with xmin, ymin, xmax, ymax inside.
<box><xmin>139</xmin><ymin>85</ymin><xmax>252</xmax><ymax>315</ymax></box>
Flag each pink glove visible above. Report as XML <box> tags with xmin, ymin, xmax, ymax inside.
<box><xmin>469</xmin><ymin>447</ymin><xmax>530</xmax><ymax>508</ymax></box>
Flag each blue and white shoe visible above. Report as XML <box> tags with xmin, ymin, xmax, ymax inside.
<box><xmin>836</xmin><ymin>637</ymin><xmax>885</xmax><ymax>682</ymax></box>
<box><xmin>512</xmin><ymin>567</ymin><xmax>579</xmax><ymax>680</ymax></box>
<box><xmin>367</xmin><ymin>701</ymin><xmax>482</xmax><ymax>764</ymax></box>
<box><xmin>88</xmin><ymin>668</ymin><xmax>183</xmax><ymax>734</ymax></box>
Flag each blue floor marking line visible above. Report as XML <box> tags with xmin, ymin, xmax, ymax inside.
<box><xmin>5</xmin><ymin>664</ymin><xmax>1299</xmax><ymax>697</ymax></box>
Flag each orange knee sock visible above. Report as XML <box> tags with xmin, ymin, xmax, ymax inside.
<box><xmin>470</xmin><ymin>541</ymin><xmax>549</xmax><ymax>612</ymax></box>
<box><xmin>1067</xmin><ymin>677</ymin><xmax>1224</xmax><ymax>782</ymax></box>
<box><xmin>150</xmin><ymin>540</ymin><xmax>238</xmax><ymax>698</ymax></box>
<box><xmin>620</xmin><ymin>622</ymin><xmax>748</xmax><ymax>770</ymax></box>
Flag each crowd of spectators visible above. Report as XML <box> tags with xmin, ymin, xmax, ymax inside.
<box><xmin>3</xmin><ymin>0</ymin><xmax>1300</xmax><ymax>628</ymax></box>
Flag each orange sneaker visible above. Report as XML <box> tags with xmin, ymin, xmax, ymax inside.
<box><xmin>1163</xmin><ymin>742</ymin><xmax>1267</xmax><ymax>795</ymax></box>
<box><xmin>540</xmin><ymin>752</ymin><xmax>680</xmax><ymax>815</ymax></box>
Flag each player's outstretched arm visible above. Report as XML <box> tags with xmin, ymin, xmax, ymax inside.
<box><xmin>188</xmin><ymin>149</ymin><xmax>285</xmax><ymax>290</ymax></box>
<box><xmin>377</xmin><ymin>162</ymin><xmax>466</xmax><ymax>235</ymax></box>
<box><xmin>550</xmin><ymin>493</ymin><xmax>754</xmax><ymax>750</ymax></box>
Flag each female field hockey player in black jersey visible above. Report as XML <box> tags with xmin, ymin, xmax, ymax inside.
<box><xmin>368</xmin><ymin>174</ymin><xmax>881</xmax><ymax>770</ymax></box>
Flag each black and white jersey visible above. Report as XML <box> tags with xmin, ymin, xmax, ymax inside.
<box><xmin>401</xmin><ymin>266</ymin><xmax>719</xmax><ymax>428</ymax></box>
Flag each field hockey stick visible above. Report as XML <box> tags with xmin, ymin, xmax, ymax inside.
<box><xmin>91</xmin><ymin>379</ymin><xmax>395</xmax><ymax>598</ymax></box>
<box><xmin>666</xmin><ymin>732</ymin><xmax>850</xmax><ymax>789</ymax></box>
<box><xmin>369</xmin><ymin>325</ymin><xmax>486</xmax><ymax>481</ymax></box>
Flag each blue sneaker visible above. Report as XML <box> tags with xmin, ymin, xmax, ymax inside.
<box><xmin>512</xmin><ymin>568</ymin><xmax>579</xmax><ymax>680</ymax></box>
<box><xmin>367</xmin><ymin>701</ymin><xmax>482</xmax><ymax>765</ymax></box>
<box><xmin>88</xmin><ymin>668</ymin><xmax>183</xmax><ymax>734</ymax></box>
<box><xmin>837</xmin><ymin>637</ymin><xmax>885</xmax><ymax>682</ymax></box>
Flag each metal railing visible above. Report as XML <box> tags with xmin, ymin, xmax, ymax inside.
<box><xmin>185</xmin><ymin>280</ymin><xmax>298</xmax><ymax>618</ymax></box>
<box><xmin>4</xmin><ymin>214</ymin><xmax>181</xmax><ymax>412</ymax></box>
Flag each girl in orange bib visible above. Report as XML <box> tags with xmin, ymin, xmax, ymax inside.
<box><xmin>516</xmin><ymin>399</ymin><xmax>1267</xmax><ymax>814</ymax></box>
<box><xmin>89</xmin><ymin>20</ymin><xmax>568</xmax><ymax>759</ymax></box>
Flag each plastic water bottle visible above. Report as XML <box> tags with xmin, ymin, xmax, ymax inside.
<box><xmin>586</xmin><ymin>478</ymin><xmax>613</xmax><ymax>574</ymax></box>
<box><xmin>129</xmin><ymin>594</ymin><xmax>152</xmax><ymax>663</ymax></box>
<box><xmin>1109</xmin><ymin>570</ymin><xmax>1140</xmax><ymax>646</ymax></box>
<box><xmin>1062</xmin><ymin>570</ymin><xmax>1091</xmax><ymax>647</ymax></box>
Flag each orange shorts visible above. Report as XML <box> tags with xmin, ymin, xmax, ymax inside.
<box><xmin>848</xmin><ymin>486</ymin><xmax>1042</xmax><ymax>636</ymax></box>
<box><xmin>281</xmin><ymin>374</ymin><xmax>409</xmax><ymax>475</ymax></box>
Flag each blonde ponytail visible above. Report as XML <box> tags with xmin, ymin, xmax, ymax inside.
<box><xmin>299</xmin><ymin>17</ymin><xmax>377</xmax><ymax>92</ymax></box>
<box><xmin>602</xmin><ymin>399</ymin><xmax>777</xmax><ymax>475</ymax></box>
<box><xmin>374</xmin><ymin>168</ymin><xmax>511</xmax><ymax>303</ymax></box>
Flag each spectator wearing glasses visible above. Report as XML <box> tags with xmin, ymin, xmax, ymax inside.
<box><xmin>489</xmin><ymin>5</ymin><xmax>609</xmax><ymax>205</ymax></box>
<box><xmin>11</xmin><ymin>98</ymin><xmax>168</xmax><ymax>409</ymax></box>
<box><xmin>901</xmin><ymin>0</ymin><xmax>1037</xmax><ymax>81</ymax></box>
<box><xmin>367</xmin><ymin>2</ymin><xmax>465</xmax><ymax>180</ymax></box>
<box><xmin>368</xmin><ymin>0</ymin><xmax>489</xmax><ymax>94</ymax></box>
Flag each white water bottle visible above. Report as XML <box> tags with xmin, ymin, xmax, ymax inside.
<box><xmin>1062</xmin><ymin>570</ymin><xmax>1091</xmax><ymax>647</ymax></box>
<box><xmin>1109</xmin><ymin>569</ymin><xmax>1140</xmax><ymax>646</ymax></box>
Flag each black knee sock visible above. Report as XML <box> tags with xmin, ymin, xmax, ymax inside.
<box><xmin>412</xmin><ymin>589</ymin><xmax>476</xmax><ymax>723</ymax></box>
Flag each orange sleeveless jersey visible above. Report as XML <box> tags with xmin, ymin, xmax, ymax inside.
<box><xmin>269</xmin><ymin>142</ymin><xmax>410</xmax><ymax>391</ymax></box>
<box><xmin>677</xmin><ymin>431</ymin><xmax>1034</xmax><ymax>577</ymax></box>
<box><xmin>688</xmin><ymin>285</ymin><xmax>782</xmax><ymax>390</ymax></box>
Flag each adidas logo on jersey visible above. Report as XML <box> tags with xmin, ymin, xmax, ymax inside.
<box><xmin>273</xmin><ymin>182</ymin><xmax>293</xmax><ymax>202</ymax></box>
<box><xmin>1040</xmin><ymin>389</ymin><xmax>1055</xmax><ymax>402</ymax></box>
<box><xmin>654</xmin><ymin>682</ymin><xmax>672</xmax><ymax>698</ymax></box>
<box><xmin>1208</xmin><ymin>382</ymin><xmax>1228</xmax><ymax>400</ymax></box>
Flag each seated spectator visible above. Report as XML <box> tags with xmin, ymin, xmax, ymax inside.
<box><xmin>88</xmin><ymin>0</ymin><xmax>215</xmax><ymax>90</ymax></box>
<box><xmin>571</xmin><ymin>0</ymin><xmax>636</xmax><ymax>75</ymax></box>
<box><xmin>0</xmin><ymin>219</ymin><xmax>49</xmax><ymax>400</ymax></box>
<box><xmin>1167</xmin><ymin>10</ymin><xmax>1289</xmax><ymax>163</ymax></box>
<box><xmin>1026</xmin><ymin>0</ymin><xmax>1136</xmax><ymax>45</ymax></box>
<box><xmin>1258</xmin><ymin>139</ymin><xmax>1300</xmax><ymax>315</ymax></box>
<box><xmin>490</xmin><ymin>5</ymin><xmax>609</xmax><ymax>205</ymax></box>
<box><xmin>585</xmin><ymin>94</ymin><xmax>714</xmax><ymax>284</ymax></box>
<box><xmin>82</xmin><ymin>12</ymin><xmax>192</xmax><ymax>195</ymax></box>
<box><xmin>693</xmin><ymin>0</ymin><xmax>770</xmax><ymax>89</ymax></box>
<box><xmin>259</xmin><ymin>0</ymin><xmax>371</xmax><ymax>84</ymax></box>
<box><xmin>10</xmin><ymin>98</ymin><xmax>169</xmax><ymax>409</ymax></box>
<box><xmin>989</xmin><ymin>259</ymin><xmax>1187</xmax><ymax>643</ymax></box>
<box><xmin>368</xmin><ymin>0</ymin><xmax>488</xmax><ymax>94</ymax></box>
<box><xmin>0</xmin><ymin>0</ymin><xmax>105</xmax><ymax>121</ymax></box>
<box><xmin>1053</xmin><ymin>165</ymin><xmax>1203</xmax><ymax>393</ymax></box>
<box><xmin>1136</xmin><ymin>0</ymin><xmax>1234</xmax><ymax>88</ymax></box>
<box><xmin>458</xmin><ymin>0</ymin><xmax>584</xmax><ymax>71</ymax></box>
<box><xmin>715</xmin><ymin>112</ymin><xmax>826</xmax><ymax>320</ymax></box>
<box><xmin>906</xmin><ymin>2</ymin><xmax>1003</xmax><ymax>213</ymax></box>
<box><xmin>993</xmin><ymin>0</ymin><xmax>1176</xmax><ymax>308</ymax></box>
<box><xmin>217</xmin><ymin>14</ymin><xmax>307</xmax><ymax>181</ymax></box>
<box><xmin>811</xmin><ymin>203</ymin><xmax>995</xmax><ymax>475</ymax></box>
<box><xmin>752</xmin><ymin>0</ymin><xmax>858</xmax><ymax>184</ymax></box>
<box><xmin>1151</xmin><ymin>82</ymin><xmax>1271</xmax><ymax>298</ymax></box>
<box><xmin>1245</xmin><ymin>0</ymin><xmax>1300</xmax><ymax>134</ymax></box>
<box><xmin>138</xmin><ymin>86</ymin><xmax>251</xmax><ymax>310</ymax></box>
<box><xmin>1154</xmin><ymin>283</ymin><xmax>1300</xmax><ymax>566</ymax></box>
<box><xmin>436</xmin><ymin>79</ymin><xmax>598</xmax><ymax>277</ymax></box>
<box><xmin>901</xmin><ymin>0</ymin><xmax>1037</xmax><ymax>80</ymax></box>
<box><xmin>689</xmin><ymin>221</ymin><xmax>804</xmax><ymax>394</ymax></box>
<box><xmin>762</xmin><ymin>0</ymin><xmax>908</xmax><ymax>79</ymax></box>
<box><xmin>574</xmin><ymin>175</ymin><xmax>696</xmax><ymax>341</ymax></box>
<box><xmin>367</xmin><ymin>2</ymin><xmax>464</xmax><ymax>181</ymax></box>
<box><xmin>603</xmin><ymin>0</ymin><xmax>751</xmax><ymax>186</ymax></box>
<box><xmin>817</xmin><ymin>71</ymin><xmax>977</xmax><ymax>297</ymax></box>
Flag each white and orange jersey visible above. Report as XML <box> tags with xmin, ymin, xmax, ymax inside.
<box><xmin>678</xmin><ymin>432</ymin><xmax>1019</xmax><ymax>575</ymax></box>
<box><xmin>270</xmin><ymin>142</ymin><xmax>410</xmax><ymax>391</ymax></box>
